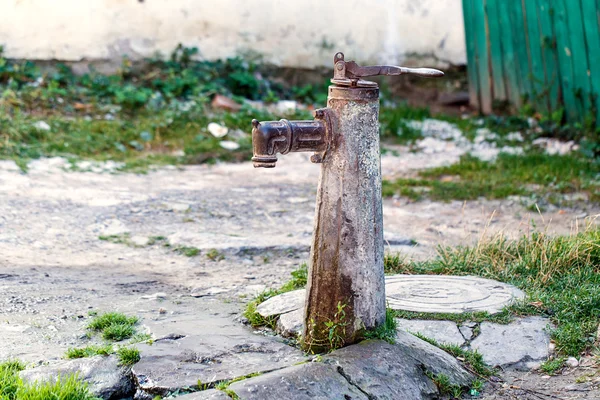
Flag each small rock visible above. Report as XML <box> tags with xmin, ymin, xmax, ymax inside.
<box><xmin>190</xmin><ymin>287</ymin><xmax>229</xmax><ymax>297</ymax></box>
<box><xmin>256</xmin><ymin>289</ymin><xmax>305</xmax><ymax>318</ymax></box>
<box><xmin>275</xmin><ymin>100</ymin><xmax>298</xmax><ymax>114</ymax></box>
<box><xmin>566</xmin><ymin>357</ymin><xmax>579</xmax><ymax>368</ymax></box>
<box><xmin>276</xmin><ymin>309</ymin><xmax>303</xmax><ymax>338</ymax></box>
<box><xmin>158</xmin><ymin>308</ymin><xmax>167</xmax><ymax>315</ymax></box>
<box><xmin>208</xmin><ymin>123</ymin><xmax>228</xmax><ymax>138</ymax></box>
<box><xmin>163</xmin><ymin>202</ymin><xmax>191</xmax><ymax>212</ymax></box>
<box><xmin>211</xmin><ymin>94</ymin><xmax>242</xmax><ymax>112</ymax></box>
<box><xmin>33</xmin><ymin>121</ymin><xmax>51</xmax><ymax>131</ymax></box>
<box><xmin>564</xmin><ymin>383</ymin><xmax>591</xmax><ymax>392</ymax></box>
<box><xmin>219</xmin><ymin>141</ymin><xmax>240</xmax><ymax>151</ymax></box>
<box><xmin>286</xmin><ymin>197</ymin><xmax>310</xmax><ymax>204</ymax></box>
<box><xmin>141</xmin><ymin>292</ymin><xmax>168</xmax><ymax>300</ymax></box>
<box><xmin>130</xmin><ymin>236</ymin><xmax>150</xmax><ymax>247</ymax></box>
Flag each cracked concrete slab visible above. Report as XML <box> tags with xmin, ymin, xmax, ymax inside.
<box><xmin>132</xmin><ymin>332</ymin><xmax>307</xmax><ymax>397</ymax></box>
<box><xmin>228</xmin><ymin>362</ymin><xmax>369</xmax><ymax>400</ymax></box>
<box><xmin>396</xmin><ymin>319</ymin><xmax>465</xmax><ymax>345</ymax></box>
<box><xmin>470</xmin><ymin>316</ymin><xmax>551</xmax><ymax>370</ymax></box>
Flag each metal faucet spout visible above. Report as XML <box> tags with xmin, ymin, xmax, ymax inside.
<box><xmin>251</xmin><ymin>112</ymin><xmax>329</xmax><ymax>168</ymax></box>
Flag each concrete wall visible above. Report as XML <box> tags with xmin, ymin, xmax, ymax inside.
<box><xmin>0</xmin><ymin>0</ymin><xmax>466</xmax><ymax>68</ymax></box>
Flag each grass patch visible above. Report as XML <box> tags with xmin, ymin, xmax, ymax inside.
<box><xmin>382</xmin><ymin>152</ymin><xmax>600</xmax><ymax>204</ymax></box>
<box><xmin>362</xmin><ymin>308</ymin><xmax>398</xmax><ymax>344</ymax></box>
<box><xmin>87</xmin><ymin>312</ymin><xmax>139</xmax><ymax>341</ymax></box>
<box><xmin>0</xmin><ymin>45</ymin><xmax>318</xmax><ymax>171</ymax></box>
<box><xmin>206</xmin><ymin>248</ymin><xmax>225</xmax><ymax>261</ymax></box>
<box><xmin>0</xmin><ymin>360</ymin><xmax>99</xmax><ymax>400</ymax></box>
<box><xmin>65</xmin><ymin>345</ymin><xmax>113</xmax><ymax>359</ymax></box>
<box><xmin>244</xmin><ymin>263</ymin><xmax>307</xmax><ymax>329</ymax></box>
<box><xmin>173</xmin><ymin>245</ymin><xmax>201</xmax><ymax>257</ymax></box>
<box><xmin>540</xmin><ymin>357</ymin><xmax>566</xmax><ymax>375</ymax></box>
<box><xmin>116</xmin><ymin>347</ymin><xmax>140</xmax><ymax>366</ymax></box>
<box><xmin>390</xmin><ymin>228</ymin><xmax>600</xmax><ymax>357</ymax></box>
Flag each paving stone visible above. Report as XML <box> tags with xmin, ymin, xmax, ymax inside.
<box><xmin>386</xmin><ymin>275</ymin><xmax>525</xmax><ymax>314</ymax></box>
<box><xmin>228</xmin><ymin>362</ymin><xmax>369</xmax><ymax>400</ymax></box>
<box><xmin>396</xmin><ymin>319</ymin><xmax>465</xmax><ymax>345</ymax></box>
<box><xmin>470</xmin><ymin>316</ymin><xmax>551</xmax><ymax>370</ymax></box>
<box><xmin>175</xmin><ymin>389</ymin><xmax>232</xmax><ymax>399</ymax></box>
<box><xmin>276</xmin><ymin>308</ymin><xmax>303</xmax><ymax>337</ymax></box>
<box><xmin>324</xmin><ymin>340</ymin><xmax>438</xmax><ymax>399</ymax></box>
<box><xmin>256</xmin><ymin>289</ymin><xmax>305</xmax><ymax>317</ymax></box>
<box><xmin>394</xmin><ymin>330</ymin><xmax>474</xmax><ymax>387</ymax></box>
<box><xmin>458</xmin><ymin>324</ymin><xmax>474</xmax><ymax>341</ymax></box>
<box><xmin>20</xmin><ymin>355</ymin><xmax>134</xmax><ymax>400</ymax></box>
<box><xmin>132</xmin><ymin>331</ymin><xmax>307</xmax><ymax>397</ymax></box>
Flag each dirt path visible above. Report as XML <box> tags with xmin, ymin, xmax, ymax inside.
<box><xmin>1</xmin><ymin>149</ymin><xmax>598</xmax><ymax>398</ymax></box>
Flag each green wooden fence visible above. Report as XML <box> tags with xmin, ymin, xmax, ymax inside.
<box><xmin>462</xmin><ymin>0</ymin><xmax>600</xmax><ymax>126</ymax></box>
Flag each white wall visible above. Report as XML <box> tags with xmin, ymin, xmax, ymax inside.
<box><xmin>0</xmin><ymin>0</ymin><xmax>466</xmax><ymax>68</ymax></box>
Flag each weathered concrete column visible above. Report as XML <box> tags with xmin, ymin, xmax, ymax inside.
<box><xmin>302</xmin><ymin>86</ymin><xmax>385</xmax><ymax>352</ymax></box>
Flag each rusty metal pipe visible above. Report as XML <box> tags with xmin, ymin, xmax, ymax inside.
<box><xmin>251</xmin><ymin>117</ymin><xmax>328</xmax><ymax>168</ymax></box>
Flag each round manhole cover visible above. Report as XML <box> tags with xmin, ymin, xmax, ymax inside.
<box><xmin>385</xmin><ymin>275</ymin><xmax>525</xmax><ymax>314</ymax></box>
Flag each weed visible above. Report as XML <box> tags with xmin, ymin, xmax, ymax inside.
<box><xmin>206</xmin><ymin>249</ymin><xmax>225</xmax><ymax>261</ymax></box>
<box><xmin>98</xmin><ymin>233</ymin><xmax>131</xmax><ymax>244</ymax></box>
<box><xmin>391</xmin><ymin>227</ymin><xmax>600</xmax><ymax>357</ymax></box>
<box><xmin>425</xmin><ymin>372</ymin><xmax>464</xmax><ymax>398</ymax></box>
<box><xmin>243</xmin><ymin>263</ymin><xmax>308</xmax><ymax>328</ymax></box>
<box><xmin>87</xmin><ymin>312</ymin><xmax>139</xmax><ymax>341</ymax></box>
<box><xmin>323</xmin><ymin>302</ymin><xmax>349</xmax><ymax>350</ymax></box>
<box><xmin>173</xmin><ymin>245</ymin><xmax>201</xmax><ymax>257</ymax></box>
<box><xmin>279</xmin><ymin>262</ymin><xmax>308</xmax><ymax>292</ymax></box>
<box><xmin>540</xmin><ymin>357</ymin><xmax>566</xmax><ymax>375</ymax></box>
<box><xmin>116</xmin><ymin>347</ymin><xmax>140</xmax><ymax>366</ymax></box>
<box><xmin>362</xmin><ymin>308</ymin><xmax>397</xmax><ymax>344</ymax></box>
<box><xmin>65</xmin><ymin>344</ymin><xmax>113</xmax><ymax>359</ymax></box>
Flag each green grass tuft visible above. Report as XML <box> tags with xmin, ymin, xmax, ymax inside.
<box><xmin>116</xmin><ymin>347</ymin><xmax>140</xmax><ymax>366</ymax></box>
<box><xmin>540</xmin><ymin>357</ymin><xmax>566</xmax><ymax>375</ymax></box>
<box><xmin>362</xmin><ymin>308</ymin><xmax>398</xmax><ymax>344</ymax></box>
<box><xmin>65</xmin><ymin>345</ymin><xmax>113</xmax><ymax>359</ymax></box>
<box><xmin>87</xmin><ymin>312</ymin><xmax>139</xmax><ymax>342</ymax></box>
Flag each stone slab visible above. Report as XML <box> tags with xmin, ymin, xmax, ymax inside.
<box><xmin>256</xmin><ymin>289</ymin><xmax>305</xmax><ymax>317</ymax></box>
<box><xmin>257</xmin><ymin>275</ymin><xmax>525</xmax><ymax>319</ymax></box>
<box><xmin>175</xmin><ymin>389</ymin><xmax>232</xmax><ymax>400</ymax></box>
<box><xmin>396</xmin><ymin>319</ymin><xmax>466</xmax><ymax>345</ymax></box>
<box><xmin>276</xmin><ymin>308</ymin><xmax>303</xmax><ymax>338</ymax></box>
<box><xmin>20</xmin><ymin>355</ymin><xmax>134</xmax><ymax>400</ymax></box>
<box><xmin>386</xmin><ymin>275</ymin><xmax>525</xmax><ymax>314</ymax></box>
<box><xmin>394</xmin><ymin>330</ymin><xmax>474</xmax><ymax>387</ymax></box>
<box><xmin>323</xmin><ymin>340</ymin><xmax>438</xmax><ymax>400</ymax></box>
<box><xmin>470</xmin><ymin>316</ymin><xmax>551</xmax><ymax>370</ymax></box>
<box><xmin>228</xmin><ymin>362</ymin><xmax>369</xmax><ymax>400</ymax></box>
<box><xmin>132</xmin><ymin>332</ymin><xmax>307</xmax><ymax>397</ymax></box>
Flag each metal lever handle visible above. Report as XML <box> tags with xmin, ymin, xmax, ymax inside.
<box><xmin>345</xmin><ymin>61</ymin><xmax>444</xmax><ymax>79</ymax></box>
<box><xmin>331</xmin><ymin>52</ymin><xmax>444</xmax><ymax>88</ymax></box>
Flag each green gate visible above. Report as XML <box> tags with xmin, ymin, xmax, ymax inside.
<box><xmin>462</xmin><ymin>0</ymin><xmax>600</xmax><ymax>125</ymax></box>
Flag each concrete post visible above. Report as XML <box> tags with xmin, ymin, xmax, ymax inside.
<box><xmin>302</xmin><ymin>86</ymin><xmax>385</xmax><ymax>353</ymax></box>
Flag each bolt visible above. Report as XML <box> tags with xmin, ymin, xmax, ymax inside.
<box><xmin>336</xmin><ymin>62</ymin><xmax>344</xmax><ymax>71</ymax></box>
<box><xmin>311</xmin><ymin>154</ymin><xmax>323</xmax><ymax>163</ymax></box>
